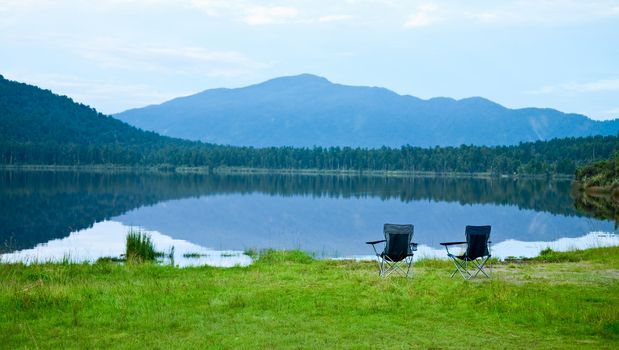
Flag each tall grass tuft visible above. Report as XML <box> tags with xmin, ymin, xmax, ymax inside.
<box><xmin>530</xmin><ymin>247</ymin><xmax>584</xmax><ymax>263</ymax></box>
<box><xmin>256</xmin><ymin>249</ymin><xmax>314</xmax><ymax>264</ymax></box>
<box><xmin>126</xmin><ymin>229</ymin><xmax>157</xmax><ymax>263</ymax></box>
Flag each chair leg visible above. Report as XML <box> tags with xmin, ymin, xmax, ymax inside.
<box><xmin>380</xmin><ymin>256</ymin><xmax>413</xmax><ymax>278</ymax></box>
<box><xmin>447</xmin><ymin>254</ymin><xmax>492</xmax><ymax>280</ymax></box>
<box><xmin>471</xmin><ymin>256</ymin><xmax>491</xmax><ymax>278</ymax></box>
<box><xmin>384</xmin><ymin>258</ymin><xmax>401</xmax><ymax>277</ymax></box>
<box><xmin>448</xmin><ymin>255</ymin><xmax>471</xmax><ymax>279</ymax></box>
<box><xmin>383</xmin><ymin>259</ymin><xmax>393</xmax><ymax>277</ymax></box>
<box><xmin>405</xmin><ymin>256</ymin><xmax>413</xmax><ymax>278</ymax></box>
<box><xmin>377</xmin><ymin>256</ymin><xmax>385</xmax><ymax>277</ymax></box>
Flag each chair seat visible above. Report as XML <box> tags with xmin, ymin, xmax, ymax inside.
<box><xmin>454</xmin><ymin>254</ymin><xmax>492</xmax><ymax>261</ymax></box>
<box><xmin>380</xmin><ymin>252</ymin><xmax>414</xmax><ymax>261</ymax></box>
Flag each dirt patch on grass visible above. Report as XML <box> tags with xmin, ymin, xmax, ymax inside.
<box><xmin>492</xmin><ymin>262</ymin><xmax>619</xmax><ymax>285</ymax></box>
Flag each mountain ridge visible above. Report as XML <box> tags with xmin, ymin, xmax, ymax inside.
<box><xmin>114</xmin><ymin>74</ymin><xmax>619</xmax><ymax>148</ymax></box>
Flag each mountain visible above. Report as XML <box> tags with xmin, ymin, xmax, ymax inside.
<box><xmin>115</xmin><ymin>74</ymin><xmax>619</xmax><ymax>147</ymax></box>
<box><xmin>2</xmin><ymin>74</ymin><xmax>618</xmax><ymax>176</ymax></box>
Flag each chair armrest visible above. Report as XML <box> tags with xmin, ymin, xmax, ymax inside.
<box><xmin>410</xmin><ymin>242</ymin><xmax>419</xmax><ymax>251</ymax></box>
<box><xmin>365</xmin><ymin>239</ymin><xmax>386</xmax><ymax>245</ymax></box>
<box><xmin>439</xmin><ymin>241</ymin><xmax>466</xmax><ymax>246</ymax></box>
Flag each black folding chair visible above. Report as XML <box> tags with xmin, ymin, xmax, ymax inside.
<box><xmin>440</xmin><ymin>225</ymin><xmax>492</xmax><ymax>280</ymax></box>
<box><xmin>366</xmin><ymin>224</ymin><xmax>417</xmax><ymax>277</ymax></box>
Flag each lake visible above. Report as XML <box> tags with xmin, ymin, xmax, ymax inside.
<box><xmin>1</xmin><ymin>170</ymin><xmax>617</xmax><ymax>266</ymax></box>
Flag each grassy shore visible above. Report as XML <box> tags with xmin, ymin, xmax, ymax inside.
<box><xmin>1</xmin><ymin>248</ymin><xmax>618</xmax><ymax>349</ymax></box>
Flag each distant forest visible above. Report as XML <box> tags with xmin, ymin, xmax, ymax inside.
<box><xmin>1</xmin><ymin>74</ymin><xmax>618</xmax><ymax>175</ymax></box>
<box><xmin>3</xmin><ymin>135</ymin><xmax>618</xmax><ymax>176</ymax></box>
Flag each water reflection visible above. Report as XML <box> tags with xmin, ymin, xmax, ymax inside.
<box><xmin>0</xmin><ymin>170</ymin><xmax>616</xmax><ymax>260</ymax></box>
<box><xmin>116</xmin><ymin>193</ymin><xmax>613</xmax><ymax>256</ymax></box>
<box><xmin>574</xmin><ymin>190</ymin><xmax>619</xmax><ymax>227</ymax></box>
<box><xmin>0</xmin><ymin>221</ymin><xmax>252</xmax><ymax>267</ymax></box>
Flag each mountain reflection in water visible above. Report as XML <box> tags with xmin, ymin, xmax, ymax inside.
<box><xmin>0</xmin><ymin>171</ymin><xmax>616</xmax><ymax>259</ymax></box>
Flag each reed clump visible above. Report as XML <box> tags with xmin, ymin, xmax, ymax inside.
<box><xmin>125</xmin><ymin>229</ymin><xmax>157</xmax><ymax>263</ymax></box>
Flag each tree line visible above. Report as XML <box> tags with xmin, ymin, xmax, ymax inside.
<box><xmin>1</xmin><ymin>135</ymin><xmax>617</xmax><ymax>175</ymax></box>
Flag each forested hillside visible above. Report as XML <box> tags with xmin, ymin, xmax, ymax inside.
<box><xmin>1</xmin><ymin>75</ymin><xmax>618</xmax><ymax>175</ymax></box>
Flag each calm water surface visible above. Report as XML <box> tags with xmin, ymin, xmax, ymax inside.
<box><xmin>1</xmin><ymin>171</ymin><xmax>617</xmax><ymax>266</ymax></box>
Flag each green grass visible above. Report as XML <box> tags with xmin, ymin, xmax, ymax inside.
<box><xmin>1</xmin><ymin>247</ymin><xmax>619</xmax><ymax>349</ymax></box>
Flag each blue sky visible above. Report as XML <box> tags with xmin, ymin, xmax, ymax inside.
<box><xmin>1</xmin><ymin>0</ymin><xmax>618</xmax><ymax>120</ymax></box>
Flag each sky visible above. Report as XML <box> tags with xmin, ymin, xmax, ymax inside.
<box><xmin>1</xmin><ymin>0</ymin><xmax>618</xmax><ymax>120</ymax></box>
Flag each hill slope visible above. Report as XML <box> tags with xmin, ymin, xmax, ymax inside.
<box><xmin>115</xmin><ymin>74</ymin><xmax>619</xmax><ymax>147</ymax></box>
<box><xmin>0</xmin><ymin>74</ymin><xmax>212</xmax><ymax>165</ymax></box>
<box><xmin>0</xmin><ymin>74</ymin><xmax>182</xmax><ymax>147</ymax></box>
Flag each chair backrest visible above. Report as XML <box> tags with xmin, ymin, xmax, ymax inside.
<box><xmin>383</xmin><ymin>223</ymin><xmax>414</xmax><ymax>260</ymax></box>
<box><xmin>465</xmin><ymin>225</ymin><xmax>491</xmax><ymax>260</ymax></box>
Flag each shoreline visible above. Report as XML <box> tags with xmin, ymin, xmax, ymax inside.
<box><xmin>0</xmin><ymin>164</ymin><xmax>575</xmax><ymax>179</ymax></box>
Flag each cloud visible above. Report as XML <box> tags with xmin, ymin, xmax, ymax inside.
<box><xmin>525</xmin><ymin>85</ymin><xmax>556</xmax><ymax>95</ymax></box>
<box><xmin>9</xmin><ymin>0</ymin><xmax>616</xmax><ymax>30</ymax></box>
<box><xmin>189</xmin><ymin>1</ymin><xmax>353</xmax><ymax>25</ymax></box>
<box><xmin>243</xmin><ymin>6</ymin><xmax>299</xmax><ymax>25</ymax></box>
<box><xmin>0</xmin><ymin>0</ymin><xmax>36</xmax><ymax>10</ymax></box>
<box><xmin>466</xmin><ymin>11</ymin><xmax>499</xmax><ymax>23</ymax></box>
<box><xmin>189</xmin><ymin>1</ymin><xmax>301</xmax><ymax>25</ymax></box>
<box><xmin>189</xmin><ymin>0</ymin><xmax>234</xmax><ymax>16</ymax></box>
<box><xmin>597</xmin><ymin>107</ymin><xmax>619</xmax><ymax>119</ymax></box>
<box><xmin>465</xmin><ymin>0</ymin><xmax>619</xmax><ymax>25</ymax></box>
<box><xmin>404</xmin><ymin>3</ymin><xmax>440</xmax><ymax>28</ymax></box>
<box><xmin>317</xmin><ymin>14</ymin><xmax>354</xmax><ymax>23</ymax></box>
<box><xmin>567</xmin><ymin>79</ymin><xmax>619</xmax><ymax>92</ymax></box>
<box><xmin>400</xmin><ymin>0</ymin><xmax>619</xmax><ymax>29</ymax></box>
<box><xmin>3</xmin><ymin>72</ymin><xmax>191</xmax><ymax>114</ymax></box>
<box><xmin>75</xmin><ymin>41</ymin><xmax>269</xmax><ymax>77</ymax></box>
<box><xmin>525</xmin><ymin>79</ymin><xmax>619</xmax><ymax>94</ymax></box>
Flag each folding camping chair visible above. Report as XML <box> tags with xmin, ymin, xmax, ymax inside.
<box><xmin>440</xmin><ymin>225</ymin><xmax>492</xmax><ymax>280</ymax></box>
<box><xmin>366</xmin><ymin>224</ymin><xmax>417</xmax><ymax>277</ymax></box>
